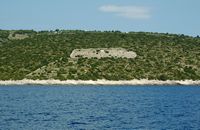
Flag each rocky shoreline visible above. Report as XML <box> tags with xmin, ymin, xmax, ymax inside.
<box><xmin>0</xmin><ymin>79</ymin><xmax>200</xmax><ymax>86</ymax></box>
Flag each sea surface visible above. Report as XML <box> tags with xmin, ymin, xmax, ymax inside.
<box><xmin>0</xmin><ymin>85</ymin><xmax>200</xmax><ymax>130</ymax></box>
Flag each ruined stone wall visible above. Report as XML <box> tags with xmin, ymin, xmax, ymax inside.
<box><xmin>70</xmin><ymin>48</ymin><xmax>137</xmax><ymax>59</ymax></box>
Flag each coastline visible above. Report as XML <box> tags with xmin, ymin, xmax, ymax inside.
<box><xmin>0</xmin><ymin>79</ymin><xmax>200</xmax><ymax>86</ymax></box>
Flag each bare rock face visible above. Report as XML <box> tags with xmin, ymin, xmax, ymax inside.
<box><xmin>70</xmin><ymin>48</ymin><xmax>137</xmax><ymax>59</ymax></box>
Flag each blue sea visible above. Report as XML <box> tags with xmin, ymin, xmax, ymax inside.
<box><xmin>0</xmin><ymin>85</ymin><xmax>200</xmax><ymax>130</ymax></box>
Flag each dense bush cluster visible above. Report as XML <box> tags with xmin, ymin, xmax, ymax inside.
<box><xmin>0</xmin><ymin>30</ymin><xmax>200</xmax><ymax>80</ymax></box>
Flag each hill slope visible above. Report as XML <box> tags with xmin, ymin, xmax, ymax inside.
<box><xmin>0</xmin><ymin>30</ymin><xmax>200</xmax><ymax>80</ymax></box>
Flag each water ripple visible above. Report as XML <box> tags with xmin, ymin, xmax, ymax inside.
<box><xmin>0</xmin><ymin>85</ymin><xmax>200</xmax><ymax>129</ymax></box>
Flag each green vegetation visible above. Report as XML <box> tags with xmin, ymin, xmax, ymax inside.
<box><xmin>0</xmin><ymin>30</ymin><xmax>200</xmax><ymax>80</ymax></box>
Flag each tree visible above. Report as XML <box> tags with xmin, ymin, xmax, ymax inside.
<box><xmin>55</xmin><ymin>29</ymin><xmax>59</xmax><ymax>32</ymax></box>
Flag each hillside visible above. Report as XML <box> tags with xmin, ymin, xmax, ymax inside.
<box><xmin>0</xmin><ymin>30</ymin><xmax>200</xmax><ymax>81</ymax></box>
